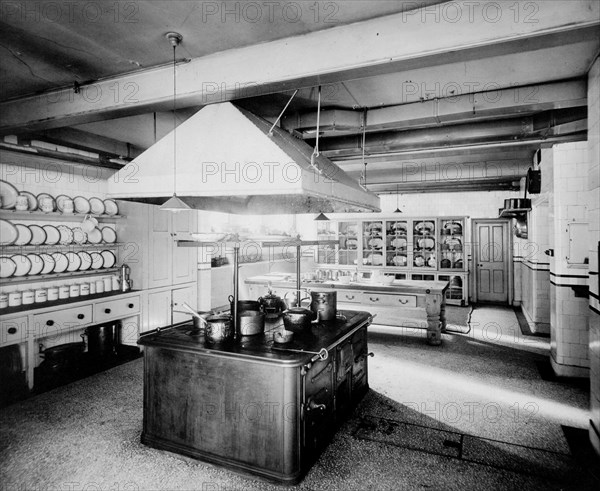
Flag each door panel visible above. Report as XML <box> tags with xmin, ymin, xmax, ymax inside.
<box><xmin>475</xmin><ymin>221</ymin><xmax>509</xmax><ymax>303</ymax></box>
<box><xmin>146</xmin><ymin>290</ymin><xmax>171</xmax><ymax>332</ymax></box>
<box><xmin>172</xmin><ymin>285</ymin><xmax>196</xmax><ymax>325</ymax></box>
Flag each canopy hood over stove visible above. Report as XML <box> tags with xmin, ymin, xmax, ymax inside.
<box><xmin>107</xmin><ymin>102</ymin><xmax>380</xmax><ymax>214</ymax></box>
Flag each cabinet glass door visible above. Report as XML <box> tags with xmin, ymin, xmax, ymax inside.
<box><xmin>362</xmin><ymin>221</ymin><xmax>384</xmax><ymax>267</ymax></box>
<box><xmin>338</xmin><ymin>221</ymin><xmax>359</xmax><ymax>266</ymax></box>
<box><xmin>385</xmin><ymin>220</ymin><xmax>408</xmax><ymax>267</ymax></box>
<box><xmin>316</xmin><ymin>221</ymin><xmax>337</xmax><ymax>264</ymax></box>
<box><xmin>439</xmin><ymin>218</ymin><xmax>465</xmax><ymax>270</ymax></box>
<box><xmin>412</xmin><ymin>219</ymin><xmax>436</xmax><ymax>269</ymax></box>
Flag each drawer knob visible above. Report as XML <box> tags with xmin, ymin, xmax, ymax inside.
<box><xmin>369</xmin><ymin>297</ymin><xmax>379</xmax><ymax>302</ymax></box>
<box><xmin>398</xmin><ymin>299</ymin><xmax>409</xmax><ymax>304</ymax></box>
<box><xmin>345</xmin><ymin>295</ymin><xmax>355</xmax><ymax>300</ymax></box>
<box><xmin>105</xmin><ymin>308</ymin><xmax>112</xmax><ymax>314</ymax></box>
<box><xmin>7</xmin><ymin>327</ymin><xmax>17</xmax><ymax>335</ymax></box>
<box><xmin>46</xmin><ymin>320</ymin><xmax>54</xmax><ymax>326</ymax></box>
<box><xmin>77</xmin><ymin>314</ymin><xmax>85</xmax><ymax>320</ymax></box>
<box><xmin>128</xmin><ymin>303</ymin><xmax>134</xmax><ymax>308</ymax></box>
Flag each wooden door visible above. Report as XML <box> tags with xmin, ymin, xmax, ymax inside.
<box><xmin>148</xmin><ymin>207</ymin><xmax>172</xmax><ymax>288</ymax></box>
<box><xmin>474</xmin><ymin>220</ymin><xmax>509</xmax><ymax>303</ymax></box>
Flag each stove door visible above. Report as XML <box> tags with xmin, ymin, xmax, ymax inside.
<box><xmin>303</xmin><ymin>355</ymin><xmax>334</xmax><ymax>458</ymax></box>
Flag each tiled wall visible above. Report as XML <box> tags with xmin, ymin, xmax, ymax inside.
<box><xmin>587</xmin><ymin>56</ymin><xmax>600</xmax><ymax>456</ymax></box>
<box><xmin>546</xmin><ymin>141</ymin><xmax>590</xmax><ymax>377</ymax></box>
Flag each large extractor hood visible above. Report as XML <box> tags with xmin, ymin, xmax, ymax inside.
<box><xmin>106</xmin><ymin>102</ymin><xmax>380</xmax><ymax>214</ymax></box>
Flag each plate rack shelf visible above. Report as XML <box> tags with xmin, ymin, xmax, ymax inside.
<box><xmin>1</xmin><ymin>267</ymin><xmax>119</xmax><ymax>285</ymax></box>
<box><xmin>0</xmin><ymin>210</ymin><xmax>125</xmax><ymax>222</ymax></box>
<box><xmin>0</xmin><ymin>242</ymin><xmax>122</xmax><ymax>252</ymax></box>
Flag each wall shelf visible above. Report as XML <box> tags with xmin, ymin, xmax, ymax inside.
<box><xmin>1</xmin><ymin>267</ymin><xmax>119</xmax><ymax>285</ymax></box>
<box><xmin>0</xmin><ymin>210</ymin><xmax>125</xmax><ymax>222</ymax></box>
<box><xmin>0</xmin><ymin>242</ymin><xmax>122</xmax><ymax>252</ymax></box>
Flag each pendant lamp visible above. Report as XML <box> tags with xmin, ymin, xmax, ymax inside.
<box><xmin>314</xmin><ymin>212</ymin><xmax>329</xmax><ymax>221</ymax></box>
<box><xmin>394</xmin><ymin>184</ymin><xmax>402</xmax><ymax>213</ymax></box>
<box><xmin>160</xmin><ymin>32</ymin><xmax>191</xmax><ymax>212</ymax></box>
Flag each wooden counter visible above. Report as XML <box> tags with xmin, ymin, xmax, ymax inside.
<box><xmin>138</xmin><ymin>310</ymin><xmax>372</xmax><ymax>484</ymax></box>
<box><xmin>246</xmin><ymin>278</ymin><xmax>448</xmax><ymax>345</ymax></box>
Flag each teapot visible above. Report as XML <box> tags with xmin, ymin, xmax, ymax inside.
<box><xmin>283</xmin><ymin>289</ymin><xmax>310</xmax><ymax>309</ymax></box>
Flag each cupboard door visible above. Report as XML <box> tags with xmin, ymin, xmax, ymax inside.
<box><xmin>172</xmin><ymin>212</ymin><xmax>197</xmax><ymax>285</ymax></box>
<box><xmin>148</xmin><ymin>207</ymin><xmax>172</xmax><ymax>288</ymax></box>
<box><xmin>172</xmin><ymin>285</ymin><xmax>197</xmax><ymax>325</ymax></box>
<box><xmin>146</xmin><ymin>290</ymin><xmax>171</xmax><ymax>332</ymax></box>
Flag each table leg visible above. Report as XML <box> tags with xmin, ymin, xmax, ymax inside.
<box><xmin>425</xmin><ymin>292</ymin><xmax>442</xmax><ymax>346</ymax></box>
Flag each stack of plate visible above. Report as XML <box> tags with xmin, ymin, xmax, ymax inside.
<box><xmin>0</xmin><ymin>221</ymin><xmax>117</xmax><ymax>246</ymax></box>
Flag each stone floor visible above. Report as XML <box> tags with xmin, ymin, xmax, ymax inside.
<box><xmin>1</xmin><ymin>305</ymin><xmax>598</xmax><ymax>490</ymax></box>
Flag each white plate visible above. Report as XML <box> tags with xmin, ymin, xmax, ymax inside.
<box><xmin>100</xmin><ymin>250</ymin><xmax>116</xmax><ymax>268</ymax></box>
<box><xmin>103</xmin><ymin>199</ymin><xmax>119</xmax><ymax>216</ymax></box>
<box><xmin>42</xmin><ymin>225</ymin><xmax>60</xmax><ymax>245</ymax></box>
<box><xmin>36</xmin><ymin>193</ymin><xmax>56</xmax><ymax>212</ymax></box>
<box><xmin>77</xmin><ymin>251</ymin><xmax>92</xmax><ymax>271</ymax></box>
<box><xmin>29</xmin><ymin>225</ymin><xmax>46</xmax><ymax>245</ymax></box>
<box><xmin>101</xmin><ymin>227</ymin><xmax>117</xmax><ymax>243</ymax></box>
<box><xmin>27</xmin><ymin>253</ymin><xmax>44</xmax><ymax>275</ymax></box>
<box><xmin>73</xmin><ymin>196</ymin><xmax>91</xmax><ymax>214</ymax></box>
<box><xmin>0</xmin><ymin>219</ymin><xmax>18</xmax><ymax>245</ymax></box>
<box><xmin>57</xmin><ymin>225</ymin><xmax>74</xmax><ymax>245</ymax></box>
<box><xmin>89</xmin><ymin>197</ymin><xmax>105</xmax><ymax>215</ymax></box>
<box><xmin>19</xmin><ymin>191</ymin><xmax>38</xmax><ymax>211</ymax></box>
<box><xmin>11</xmin><ymin>254</ymin><xmax>31</xmax><ymax>276</ymax></box>
<box><xmin>0</xmin><ymin>256</ymin><xmax>17</xmax><ymax>278</ymax></box>
<box><xmin>55</xmin><ymin>194</ymin><xmax>72</xmax><ymax>212</ymax></box>
<box><xmin>65</xmin><ymin>251</ymin><xmax>82</xmax><ymax>272</ymax></box>
<box><xmin>51</xmin><ymin>252</ymin><xmax>69</xmax><ymax>273</ymax></box>
<box><xmin>0</xmin><ymin>180</ymin><xmax>19</xmax><ymax>209</ymax></box>
<box><xmin>72</xmin><ymin>227</ymin><xmax>87</xmax><ymax>244</ymax></box>
<box><xmin>38</xmin><ymin>253</ymin><xmax>55</xmax><ymax>274</ymax></box>
<box><xmin>14</xmin><ymin>224</ymin><xmax>33</xmax><ymax>246</ymax></box>
<box><xmin>90</xmin><ymin>252</ymin><xmax>103</xmax><ymax>269</ymax></box>
<box><xmin>87</xmin><ymin>228</ymin><xmax>102</xmax><ymax>244</ymax></box>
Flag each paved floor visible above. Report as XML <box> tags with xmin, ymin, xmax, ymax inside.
<box><xmin>1</xmin><ymin>305</ymin><xmax>598</xmax><ymax>490</ymax></box>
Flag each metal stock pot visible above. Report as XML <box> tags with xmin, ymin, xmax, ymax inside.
<box><xmin>203</xmin><ymin>314</ymin><xmax>234</xmax><ymax>343</ymax></box>
<box><xmin>309</xmin><ymin>291</ymin><xmax>337</xmax><ymax>321</ymax></box>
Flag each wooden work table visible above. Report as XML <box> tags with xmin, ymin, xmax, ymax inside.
<box><xmin>246</xmin><ymin>277</ymin><xmax>449</xmax><ymax>345</ymax></box>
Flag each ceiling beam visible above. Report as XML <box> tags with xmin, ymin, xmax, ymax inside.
<box><xmin>0</xmin><ymin>0</ymin><xmax>597</xmax><ymax>134</ymax></box>
<box><xmin>282</xmin><ymin>80</ymin><xmax>588</xmax><ymax>137</ymax></box>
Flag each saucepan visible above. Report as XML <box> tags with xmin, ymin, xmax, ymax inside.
<box><xmin>238</xmin><ymin>310</ymin><xmax>265</xmax><ymax>336</ymax></box>
<box><xmin>179</xmin><ymin>303</ymin><xmax>234</xmax><ymax>343</ymax></box>
<box><xmin>282</xmin><ymin>307</ymin><xmax>319</xmax><ymax>334</ymax></box>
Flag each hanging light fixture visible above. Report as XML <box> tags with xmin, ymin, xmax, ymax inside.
<box><xmin>393</xmin><ymin>184</ymin><xmax>402</xmax><ymax>213</ymax></box>
<box><xmin>314</xmin><ymin>212</ymin><xmax>329</xmax><ymax>221</ymax></box>
<box><xmin>160</xmin><ymin>32</ymin><xmax>191</xmax><ymax>212</ymax></box>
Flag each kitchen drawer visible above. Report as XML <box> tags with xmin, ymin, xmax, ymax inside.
<box><xmin>94</xmin><ymin>295</ymin><xmax>141</xmax><ymax>322</ymax></box>
<box><xmin>338</xmin><ymin>290</ymin><xmax>360</xmax><ymax>303</ymax></box>
<box><xmin>0</xmin><ymin>316</ymin><xmax>28</xmax><ymax>346</ymax></box>
<box><xmin>360</xmin><ymin>292</ymin><xmax>417</xmax><ymax>308</ymax></box>
<box><xmin>33</xmin><ymin>305</ymin><xmax>93</xmax><ymax>337</ymax></box>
